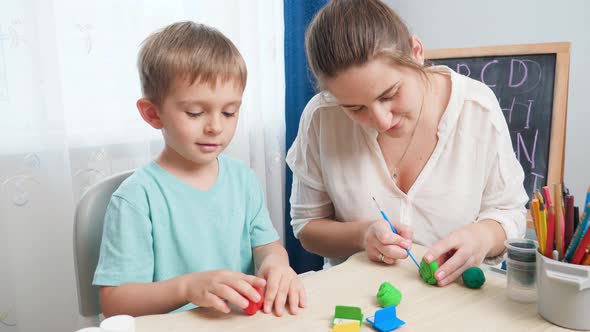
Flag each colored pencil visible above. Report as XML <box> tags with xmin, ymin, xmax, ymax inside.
<box><xmin>542</xmin><ymin>186</ymin><xmax>553</xmax><ymax>207</ymax></box>
<box><xmin>564</xmin><ymin>195</ymin><xmax>575</xmax><ymax>249</ymax></box>
<box><xmin>564</xmin><ymin>208</ymin><xmax>589</xmax><ymax>262</ymax></box>
<box><xmin>553</xmin><ymin>184</ymin><xmax>565</xmax><ymax>259</ymax></box>
<box><xmin>574</xmin><ymin>206</ymin><xmax>580</xmax><ymax>234</ymax></box>
<box><xmin>545</xmin><ymin>204</ymin><xmax>555</xmax><ymax>259</ymax></box>
<box><xmin>531</xmin><ymin>198</ymin><xmax>541</xmax><ymax>244</ymax></box>
<box><xmin>539</xmin><ymin>203</ymin><xmax>547</xmax><ymax>255</ymax></box>
<box><xmin>535</xmin><ymin>191</ymin><xmax>544</xmax><ymax>204</ymax></box>
<box><xmin>570</xmin><ymin>204</ymin><xmax>590</xmax><ymax>264</ymax></box>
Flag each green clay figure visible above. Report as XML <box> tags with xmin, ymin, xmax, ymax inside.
<box><xmin>462</xmin><ymin>266</ymin><xmax>485</xmax><ymax>289</ymax></box>
<box><xmin>419</xmin><ymin>258</ymin><xmax>438</xmax><ymax>285</ymax></box>
<box><xmin>376</xmin><ymin>282</ymin><xmax>402</xmax><ymax>307</ymax></box>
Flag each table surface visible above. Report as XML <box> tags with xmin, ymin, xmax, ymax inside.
<box><xmin>135</xmin><ymin>245</ymin><xmax>570</xmax><ymax>331</ymax></box>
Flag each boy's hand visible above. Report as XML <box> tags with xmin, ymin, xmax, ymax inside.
<box><xmin>257</xmin><ymin>255</ymin><xmax>307</xmax><ymax>316</ymax></box>
<box><xmin>180</xmin><ymin>270</ymin><xmax>266</xmax><ymax>313</ymax></box>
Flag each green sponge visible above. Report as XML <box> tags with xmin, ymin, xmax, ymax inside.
<box><xmin>376</xmin><ymin>282</ymin><xmax>402</xmax><ymax>307</ymax></box>
<box><xmin>419</xmin><ymin>258</ymin><xmax>438</xmax><ymax>285</ymax></box>
<box><xmin>462</xmin><ymin>266</ymin><xmax>485</xmax><ymax>289</ymax></box>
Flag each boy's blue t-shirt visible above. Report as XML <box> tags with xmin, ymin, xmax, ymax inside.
<box><xmin>93</xmin><ymin>154</ymin><xmax>279</xmax><ymax>307</ymax></box>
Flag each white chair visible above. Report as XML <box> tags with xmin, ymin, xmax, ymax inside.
<box><xmin>73</xmin><ymin>170</ymin><xmax>134</xmax><ymax>317</ymax></box>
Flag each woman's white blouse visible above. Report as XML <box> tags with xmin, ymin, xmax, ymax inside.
<box><xmin>286</xmin><ymin>67</ymin><xmax>528</xmax><ymax>267</ymax></box>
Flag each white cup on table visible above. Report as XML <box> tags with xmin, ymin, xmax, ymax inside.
<box><xmin>100</xmin><ymin>315</ymin><xmax>136</xmax><ymax>332</ymax></box>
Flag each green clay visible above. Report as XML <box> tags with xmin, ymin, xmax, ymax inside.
<box><xmin>462</xmin><ymin>266</ymin><xmax>486</xmax><ymax>289</ymax></box>
<box><xmin>419</xmin><ymin>258</ymin><xmax>438</xmax><ymax>285</ymax></box>
<box><xmin>376</xmin><ymin>282</ymin><xmax>402</xmax><ymax>307</ymax></box>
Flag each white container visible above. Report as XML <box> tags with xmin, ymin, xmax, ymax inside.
<box><xmin>100</xmin><ymin>315</ymin><xmax>135</xmax><ymax>332</ymax></box>
<box><xmin>506</xmin><ymin>257</ymin><xmax>537</xmax><ymax>302</ymax></box>
<box><xmin>537</xmin><ymin>251</ymin><xmax>590</xmax><ymax>330</ymax></box>
<box><xmin>505</xmin><ymin>238</ymin><xmax>538</xmax><ymax>302</ymax></box>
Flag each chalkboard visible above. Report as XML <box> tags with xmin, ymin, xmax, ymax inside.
<box><xmin>426</xmin><ymin>43</ymin><xmax>570</xmax><ymax>200</ymax></box>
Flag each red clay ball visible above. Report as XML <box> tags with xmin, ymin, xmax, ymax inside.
<box><xmin>243</xmin><ymin>286</ymin><xmax>264</xmax><ymax>315</ymax></box>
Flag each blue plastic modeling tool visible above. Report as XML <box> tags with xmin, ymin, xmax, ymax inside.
<box><xmin>372</xmin><ymin>196</ymin><xmax>421</xmax><ymax>270</ymax></box>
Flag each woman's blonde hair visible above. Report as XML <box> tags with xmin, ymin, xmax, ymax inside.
<box><xmin>305</xmin><ymin>0</ymin><xmax>426</xmax><ymax>88</ymax></box>
<box><xmin>138</xmin><ymin>21</ymin><xmax>247</xmax><ymax>105</ymax></box>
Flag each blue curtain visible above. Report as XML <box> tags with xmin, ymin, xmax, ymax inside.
<box><xmin>284</xmin><ymin>0</ymin><xmax>327</xmax><ymax>273</ymax></box>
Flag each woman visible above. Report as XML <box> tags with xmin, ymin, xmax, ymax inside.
<box><xmin>286</xmin><ymin>0</ymin><xmax>528</xmax><ymax>286</ymax></box>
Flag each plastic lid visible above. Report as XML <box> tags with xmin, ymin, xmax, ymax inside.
<box><xmin>100</xmin><ymin>315</ymin><xmax>136</xmax><ymax>332</ymax></box>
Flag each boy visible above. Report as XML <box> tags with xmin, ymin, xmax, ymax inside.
<box><xmin>93</xmin><ymin>21</ymin><xmax>305</xmax><ymax>317</ymax></box>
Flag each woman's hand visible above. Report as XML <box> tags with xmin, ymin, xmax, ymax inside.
<box><xmin>423</xmin><ymin>222</ymin><xmax>496</xmax><ymax>286</ymax></box>
<box><xmin>363</xmin><ymin>219</ymin><xmax>413</xmax><ymax>265</ymax></box>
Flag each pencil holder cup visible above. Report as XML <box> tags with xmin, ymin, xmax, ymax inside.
<box><xmin>504</xmin><ymin>238</ymin><xmax>538</xmax><ymax>302</ymax></box>
<box><xmin>537</xmin><ymin>251</ymin><xmax>590</xmax><ymax>330</ymax></box>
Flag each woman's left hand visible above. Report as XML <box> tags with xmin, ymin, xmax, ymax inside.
<box><xmin>423</xmin><ymin>223</ymin><xmax>494</xmax><ymax>286</ymax></box>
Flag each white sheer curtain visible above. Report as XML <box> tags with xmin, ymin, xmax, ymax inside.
<box><xmin>0</xmin><ymin>1</ymin><xmax>285</xmax><ymax>331</ymax></box>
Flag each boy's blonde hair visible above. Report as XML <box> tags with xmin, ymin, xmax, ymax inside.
<box><xmin>138</xmin><ymin>21</ymin><xmax>247</xmax><ymax>105</ymax></box>
<box><xmin>305</xmin><ymin>0</ymin><xmax>426</xmax><ymax>89</ymax></box>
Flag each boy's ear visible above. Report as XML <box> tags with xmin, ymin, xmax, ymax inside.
<box><xmin>409</xmin><ymin>35</ymin><xmax>425</xmax><ymax>66</ymax></box>
<box><xmin>137</xmin><ymin>98</ymin><xmax>163</xmax><ymax>129</ymax></box>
